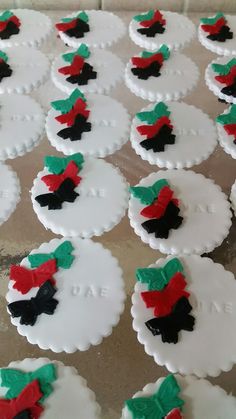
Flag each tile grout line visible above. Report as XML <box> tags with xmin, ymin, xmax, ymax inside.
<box><xmin>183</xmin><ymin>0</ymin><xmax>190</xmax><ymax>15</ymax></box>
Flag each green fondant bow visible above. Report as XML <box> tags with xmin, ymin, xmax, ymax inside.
<box><xmin>136</xmin><ymin>258</ymin><xmax>184</xmax><ymax>291</ymax></box>
<box><xmin>0</xmin><ymin>363</ymin><xmax>57</xmax><ymax>403</ymax></box>
<box><xmin>216</xmin><ymin>104</ymin><xmax>236</xmax><ymax>125</ymax></box>
<box><xmin>44</xmin><ymin>153</ymin><xmax>84</xmax><ymax>175</ymax></box>
<box><xmin>28</xmin><ymin>240</ymin><xmax>75</xmax><ymax>269</ymax></box>
<box><xmin>142</xmin><ymin>45</ymin><xmax>170</xmax><ymax>61</ymax></box>
<box><xmin>0</xmin><ymin>50</ymin><xmax>8</xmax><ymax>63</ymax></box>
<box><xmin>130</xmin><ymin>179</ymin><xmax>168</xmax><ymax>205</ymax></box>
<box><xmin>125</xmin><ymin>375</ymin><xmax>184</xmax><ymax>419</ymax></box>
<box><xmin>212</xmin><ymin>58</ymin><xmax>236</xmax><ymax>76</ymax></box>
<box><xmin>200</xmin><ymin>12</ymin><xmax>224</xmax><ymax>25</ymax></box>
<box><xmin>136</xmin><ymin>102</ymin><xmax>170</xmax><ymax>124</ymax></box>
<box><xmin>0</xmin><ymin>10</ymin><xmax>13</xmax><ymax>22</ymax></box>
<box><xmin>61</xmin><ymin>11</ymin><xmax>88</xmax><ymax>24</ymax></box>
<box><xmin>133</xmin><ymin>10</ymin><xmax>154</xmax><ymax>22</ymax></box>
<box><xmin>62</xmin><ymin>44</ymin><xmax>90</xmax><ymax>63</ymax></box>
<box><xmin>51</xmin><ymin>89</ymin><xmax>86</xmax><ymax>114</ymax></box>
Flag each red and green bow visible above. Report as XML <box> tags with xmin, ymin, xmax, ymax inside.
<box><xmin>132</xmin><ymin>45</ymin><xmax>170</xmax><ymax>71</ymax></box>
<box><xmin>59</xmin><ymin>43</ymin><xmax>90</xmax><ymax>77</ymax></box>
<box><xmin>212</xmin><ymin>58</ymin><xmax>236</xmax><ymax>85</ymax></box>
<box><xmin>134</xmin><ymin>9</ymin><xmax>166</xmax><ymax>28</ymax></box>
<box><xmin>136</xmin><ymin>102</ymin><xmax>172</xmax><ymax>139</ymax></box>
<box><xmin>0</xmin><ymin>10</ymin><xmax>21</xmax><ymax>33</ymax></box>
<box><xmin>55</xmin><ymin>11</ymin><xmax>88</xmax><ymax>33</ymax></box>
<box><xmin>52</xmin><ymin>89</ymin><xmax>90</xmax><ymax>127</ymax></box>
<box><xmin>42</xmin><ymin>153</ymin><xmax>84</xmax><ymax>191</ymax></box>
<box><xmin>216</xmin><ymin>104</ymin><xmax>236</xmax><ymax>140</ymax></box>
<box><xmin>201</xmin><ymin>13</ymin><xmax>227</xmax><ymax>34</ymax></box>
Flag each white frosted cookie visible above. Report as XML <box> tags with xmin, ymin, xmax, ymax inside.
<box><xmin>0</xmin><ymin>163</ymin><xmax>20</xmax><ymax>226</ymax></box>
<box><xmin>216</xmin><ymin>104</ymin><xmax>236</xmax><ymax>159</ymax></box>
<box><xmin>55</xmin><ymin>10</ymin><xmax>125</xmax><ymax>49</ymax></box>
<box><xmin>0</xmin><ymin>94</ymin><xmax>45</xmax><ymax>160</ymax></box>
<box><xmin>125</xmin><ymin>46</ymin><xmax>199</xmax><ymax>102</ymax></box>
<box><xmin>122</xmin><ymin>374</ymin><xmax>236</xmax><ymax>418</ymax></box>
<box><xmin>230</xmin><ymin>180</ymin><xmax>236</xmax><ymax>215</ymax></box>
<box><xmin>0</xmin><ymin>47</ymin><xmax>49</xmax><ymax>94</ymax></box>
<box><xmin>31</xmin><ymin>153</ymin><xmax>128</xmax><ymax>237</ymax></box>
<box><xmin>0</xmin><ymin>358</ymin><xmax>101</xmax><ymax>418</ymax></box>
<box><xmin>0</xmin><ymin>9</ymin><xmax>52</xmax><ymax>48</ymax></box>
<box><xmin>130</xmin><ymin>101</ymin><xmax>217</xmax><ymax>168</ymax></box>
<box><xmin>128</xmin><ymin>169</ymin><xmax>231</xmax><ymax>255</ymax></box>
<box><xmin>198</xmin><ymin>13</ymin><xmax>236</xmax><ymax>56</ymax></box>
<box><xmin>6</xmin><ymin>238</ymin><xmax>125</xmax><ymax>352</ymax></box>
<box><xmin>46</xmin><ymin>89</ymin><xmax>130</xmax><ymax>157</ymax></box>
<box><xmin>205</xmin><ymin>56</ymin><xmax>236</xmax><ymax>104</ymax></box>
<box><xmin>129</xmin><ymin>10</ymin><xmax>196</xmax><ymax>51</ymax></box>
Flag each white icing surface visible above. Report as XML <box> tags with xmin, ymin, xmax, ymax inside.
<box><xmin>230</xmin><ymin>180</ymin><xmax>236</xmax><ymax>215</ymax></box>
<box><xmin>216</xmin><ymin>107</ymin><xmax>236</xmax><ymax>159</ymax></box>
<box><xmin>0</xmin><ymin>162</ymin><xmax>20</xmax><ymax>226</ymax></box>
<box><xmin>198</xmin><ymin>15</ymin><xmax>236</xmax><ymax>56</ymax></box>
<box><xmin>0</xmin><ymin>46</ymin><xmax>49</xmax><ymax>94</ymax></box>
<box><xmin>58</xmin><ymin>10</ymin><xmax>126</xmax><ymax>49</ymax></box>
<box><xmin>46</xmin><ymin>93</ymin><xmax>130</xmax><ymax>157</ymax></box>
<box><xmin>0</xmin><ymin>358</ymin><xmax>101</xmax><ymax>418</ymax></box>
<box><xmin>0</xmin><ymin>9</ymin><xmax>52</xmax><ymax>48</ymax></box>
<box><xmin>128</xmin><ymin>169</ymin><xmax>231</xmax><ymax>255</ymax></box>
<box><xmin>129</xmin><ymin>11</ymin><xmax>196</xmax><ymax>51</ymax></box>
<box><xmin>7</xmin><ymin>238</ymin><xmax>125</xmax><ymax>352</ymax></box>
<box><xmin>205</xmin><ymin>56</ymin><xmax>236</xmax><ymax>104</ymax></box>
<box><xmin>31</xmin><ymin>158</ymin><xmax>128</xmax><ymax>237</ymax></box>
<box><xmin>51</xmin><ymin>48</ymin><xmax>124</xmax><ymax>95</ymax></box>
<box><xmin>131</xmin><ymin>255</ymin><xmax>236</xmax><ymax>378</ymax></box>
<box><xmin>125</xmin><ymin>52</ymin><xmax>199</xmax><ymax>102</ymax></box>
<box><xmin>0</xmin><ymin>94</ymin><xmax>45</xmax><ymax>160</ymax></box>
<box><xmin>131</xmin><ymin>101</ymin><xmax>217</xmax><ymax>168</ymax></box>
<box><xmin>122</xmin><ymin>374</ymin><xmax>236</xmax><ymax>418</ymax></box>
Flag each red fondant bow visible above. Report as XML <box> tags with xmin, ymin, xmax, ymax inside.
<box><xmin>0</xmin><ymin>380</ymin><xmax>44</xmax><ymax>419</ymax></box>
<box><xmin>132</xmin><ymin>53</ymin><xmax>163</xmax><ymax>69</ymax></box>
<box><xmin>201</xmin><ymin>17</ymin><xmax>226</xmax><ymax>34</ymax></box>
<box><xmin>0</xmin><ymin>15</ymin><xmax>21</xmax><ymax>31</ymax></box>
<box><xmin>55</xmin><ymin>18</ymin><xmax>77</xmax><ymax>32</ymax></box>
<box><xmin>55</xmin><ymin>98</ymin><xmax>90</xmax><ymax>126</ymax></box>
<box><xmin>215</xmin><ymin>65</ymin><xmax>236</xmax><ymax>85</ymax></box>
<box><xmin>10</xmin><ymin>259</ymin><xmax>57</xmax><ymax>295</ymax></box>
<box><xmin>59</xmin><ymin>55</ymin><xmax>84</xmax><ymax>76</ymax></box>
<box><xmin>224</xmin><ymin>123</ymin><xmax>236</xmax><ymax>137</ymax></box>
<box><xmin>166</xmin><ymin>408</ymin><xmax>183</xmax><ymax>419</ymax></box>
<box><xmin>140</xmin><ymin>10</ymin><xmax>166</xmax><ymax>27</ymax></box>
<box><xmin>137</xmin><ymin>116</ymin><xmax>172</xmax><ymax>138</ymax></box>
<box><xmin>140</xmin><ymin>186</ymin><xmax>179</xmax><ymax>219</ymax></box>
<box><xmin>141</xmin><ymin>272</ymin><xmax>190</xmax><ymax>317</ymax></box>
<box><xmin>41</xmin><ymin>161</ymin><xmax>81</xmax><ymax>192</ymax></box>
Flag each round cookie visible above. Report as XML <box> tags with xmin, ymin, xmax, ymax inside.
<box><xmin>0</xmin><ymin>9</ymin><xmax>52</xmax><ymax>48</ymax></box>
<box><xmin>55</xmin><ymin>10</ymin><xmax>125</xmax><ymax>49</ymax></box>
<box><xmin>125</xmin><ymin>45</ymin><xmax>199</xmax><ymax>102</ymax></box>
<box><xmin>122</xmin><ymin>374</ymin><xmax>236</xmax><ymax>418</ymax></box>
<box><xmin>6</xmin><ymin>237</ymin><xmax>125</xmax><ymax>353</ymax></box>
<box><xmin>0</xmin><ymin>47</ymin><xmax>49</xmax><ymax>94</ymax></box>
<box><xmin>46</xmin><ymin>89</ymin><xmax>130</xmax><ymax>157</ymax></box>
<box><xmin>131</xmin><ymin>255</ymin><xmax>236</xmax><ymax>377</ymax></box>
<box><xmin>31</xmin><ymin>153</ymin><xmax>128</xmax><ymax>237</ymax></box>
<box><xmin>129</xmin><ymin>10</ymin><xmax>196</xmax><ymax>51</ymax></box>
<box><xmin>216</xmin><ymin>104</ymin><xmax>236</xmax><ymax>159</ymax></box>
<box><xmin>230</xmin><ymin>180</ymin><xmax>236</xmax><ymax>215</ymax></box>
<box><xmin>205</xmin><ymin>56</ymin><xmax>236</xmax><ymax>104</ymax></box>
<box><xmin>0</xmin><ymin>94</ymin><xmax>45</xmax><ymax>160</ymax></box>
<box><xmin>0</xmin><ymin>163</ymin><xmax>20</xmax><ymax>226</ymax></box>
<box><xmin>128</xmin><ymin>169</ymin><xmax>231</xmax><ymax>255</ymax></box>
<box><xmin>0</xmin><ymin>358</ymin><xmax>101</xmax><ymax>418</ymax></box>
<box><xmin>198</xmin><ymin>13</ymin><xmax>236</xmax><ymax>56</ymax></box>
<box><xmin>51</xmin><ymin>45</ymin><xmax>124</xmax><ymax>95</ymax></box>
<box><xmin>130</xmin><ymin>101</ymin><xmax>217</xmax><ymax>168</ymax></box>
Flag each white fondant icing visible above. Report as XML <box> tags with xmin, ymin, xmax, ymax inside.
<box><xmin>129</xmin><ymin>11</ymin><xmax>196</xmax><ymax>51</ymax></box>
<box><xmin>122</xmin><ymin>374</ymin><xmax>236</xmax><ymax>418</ymax></box>
<box><xmin>0</xmin><ymin>46</ymin><xmax>49</xmax><ymax>94</ymax></box>
<box><xmin>51</xmin><ymin>48</ymin><xmax>124</xmax><ymax>95</ymax></box>
<box><xmin>128</xmin><ymin>169</ymin><xmax>231</xmax><ymax>255</ymax></box>
<box><xmin>31</xmin><ymin>158</ymin><xmax>128</xmax><ymax>237</ymax></box>
<box><xmin>125</xmin><ymin>52</ymin><xmax>199</xmax><ymax>102</ymax></box>
<box><xmin>0</xmin><ymin>9</ymin><xmax>52</xmax><ymax>49</ymax></box>
<box><xmin>216</xmin><ymin>106</ymin><xmax>236</xmax><ymax>159</ymax></box>
<box><xmin>46</xmin><ymin>93</ymin><xmax>130</xmax><ymax>157</ymax></box>
<box><xmin>57</xmin><ymin>10</ymin><xmax>126</xmax><ymax>49</ymax></box>
<box><xmin>198</xmin><ymin>15</ymin><xmax>236</xmax><ymax>56</ymax></box>
<box><xmin>131</xmin><ymin>255</ymin><xmax>236</xmax><ymax>377</ymax></box>
<box><xmin>0</xmin><ymin>162</ymin><xmax>20</xmax><ymax>226</ymax></box>
<box><xmin>205</xmin><ymin>56</ymin><xmax>236</xmax><ymax>104</ymax></box>
<box><xmin>230</xmin><ymin>180</ymin><xmax>236</xmax><ymax>215</ymax></box>
<box><xmin>0</xmin><ymin>94</ymin><xmax>45</xmax><ymax>160</ymax></box>
<box><xmin>0</xmin><ymin>358</ymin><xmax>101</xmax><ymax>418</ymax></box>
<box><xmin>130</xmin><ymin>101</ymin><xmax>217</xmax><ymax>168</ymax></box>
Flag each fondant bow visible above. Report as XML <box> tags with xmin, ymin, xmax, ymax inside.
<box><xmin>59</xmin><ymin>54</ymin><xmax>84</xmax><ymax>76</ymax></box>
<box><xmin>136</xmin><ymin>102</ymin><xmax>170</xmax><ymax>124</ymax></box>
<box><xmin>35</xmin><ymin>178</ymin><xmax>79</xmax><ymax>210</ymax></box>
<box><xmin>221</xmin><ymin>82</ymin><xmax>236</xmax><ymax>98</ymax></box>
<box><xmin>138</xmin><ymin>10</ymin><xmax>166</xmax><ymax>28</ymax></box>
<box><xmin>132</xmin><ymin>53</ymin><xmax>163</xmax><ymax>69</ymax></box>
<box><xmin>0</xmin><ymin>50</ymin><xmax>12</xmax><ymax>82</ymax></box>
<box><xmin>212</xmin><ymin>59</ymin><xmax>236</xmax><ymax>76</ymax></box>
<box><xmin>51</xmin><ymin>89</ymin><xmax>86</xmax><ymax>115</ymax></box>
<box><xmin>55</xmin><ymin>12</ymin><xmax>89</xmax><ymax>33</ymax></box>
<box><xmin>201</xmin><ymin>16</ymin><xmax>226</xmax><ymax>34</ymax></box>
<box><xmin>140</xmin><ymin>125</ymin><xmax>176</xmax><ymax>152</ymax></box>
<box><xmin>8</xmin><ymin>281</ymin><xmax>58</xmax><ymax>326</ymax></box>
<box><xmin>215</xmin><ymin>65</ymin><xmax>236</xmax><ymax>85</ymax></box>
<box><xmin>130</xmin><ymin>178</ymin><xmax>169</xmax><ymax>205</ymax></box>
<box><xmin>0</xmin><ymin>363</ymin><xmax>56</xmax><ymax>402</ymax></box>
<box><xmin>137</xmin><ymin>116</ymin><xmax>172</xmax><ymax>137</ymax></box>
<box><xmin>0</xmin><ymin>380</ymin><xmax>43</xmax><ymax>419</ymax></box>
<box><xmin>44</xmin><ymin>153</ymin><xmax>84</xmax><ymax>174</ymax></box>
<box><xmin>140</xmin><ymin>186</ymin><xmax>179</xmax><ymax>219</ymax></box>
<box><xmin>57</xmin><ymin>113</ymin><xmax>92</xmax><ymax>141</ymax></box>
<box><xmin>10</xmin><ymin>259</ymin><xmax>57</xmax><ymax>295</ymax></box>
<box><xmin>65</xmin><ymin>62</ymin><xmax>97</xmax><ymax>86</ymax></box>
<box><xmin>125</xmin><ymin>374</ymin><xmax>184</xmax><ymax>419</ymax></box>
<box><xmin>55</xmin><ymin>98</ymin><xmax>90</xmax><ymax>126</ymax></box>
<box><xmin>62</xmin><ymin>44</ymin><xmax>90</xmax><ymax>63</ymax></box>
<box><xmin>141</xmin><ymin>272</ymin><xmax>190</xmax><ymax>317</ymax></box>
<box><xmin>142</xmin><ymin>201</ymin><xmax>183</xmax><ymax>239</ymax></box>
<box><xmin>41</xmin><ymin>161</ymin><xmax>81</xmax><ymax>192</ymax></box>
<box><xmin>28</xmin><ymin>240</ymin><xmax>74</xmax><ymax>269</ymax></box>
<box><xmin>145</xmin><ymin>296</ymin><xmax>195</xmax><ymax>344</ymax></box>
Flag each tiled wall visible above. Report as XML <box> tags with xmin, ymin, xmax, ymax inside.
<box><xmin>1</xmin><ymin>0</ymin><xmax>236</xmax><ymax>12</ymax></box>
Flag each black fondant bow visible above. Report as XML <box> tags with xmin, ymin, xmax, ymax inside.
<box><xmin>207</xmin><ymin>25</ymin><xmax>233</xmax><ymax>42</ymax></box>
<box><xmin>65</xmin><ymin>19</ymin><xmax>90</xmax><ymax>39</ymax></box>
<box><xmin>131</xmin><ymin>61</ymin><xmax>162</xmax><ymax>80</ymax></box>
<box><xmin>142</xmin><ymin>201</ymin><xmax>183</xmax><ymax>239</ymax></box>
<box><xmin>14</xmin><ymin>410</ymin><xmax>30</xmax><ymax>419</ymax></box>
<box><xmin>137</xmin><ymin>21</ymin><xmax>166</xmax><ymax>37</ymax></box>
<box><xmin>0</xmin><ymin>21</ymin><xmax>19</xmax><ymax>40</ymax></box>
<box><xmin>140</xmin><ymin>124</ymin><xmax>176</xmax><ymax>152</ymax></box>
<box><xmin>57</xmin><ymin>113</ymin><xmax>92</xmax><ymax>141</ymax></box>
<box><xmin>35</xmin><ymin>178</ymin><xmax>79</xmax><ymax>210</ymax></box>
<box><xmin>145</xmin><ymin>296</ymin><xmax>195</xmax><ymax>344</ymax></box>
<box><xmin>66</xmin><ymin>62</ymin><xmax>97</xmax><ymax>86</ymax></box>
<box><xmin>8</xmin><ymin>281</ymin><xmax>58</xmax><ymax>326</ymax></box>
<box><xmin>221</xmin><ymin>80</ymin><xmax>236</xmax><ymax>97</ymax></box>
<box><xmin>0</xmin><ymin>60</ymin><xmax>12</xmax><ymax>82</ymax></box>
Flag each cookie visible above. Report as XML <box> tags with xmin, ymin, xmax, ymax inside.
<box><xmin>205</xmin><ymin>56</ymin><xmax>236</xmax><ymax>104</ymax></box>
<box><xmin>230</xmin><ymin>180</ymin><xmax>236</xmax><ymax>215</ymax></box>
<box><xmin>216</xmin><ymin>103</ymin><xmax>236</xmax><ymax>159</ymax></box>
<box><xmin>0</xmin><ymin>162</ymin><xmax>20</xmax><ymax>227</ymax></box>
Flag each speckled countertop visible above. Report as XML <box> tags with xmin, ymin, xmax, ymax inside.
<box><xmin>0</xmin><ymin>11</ymin><xmax>235</xmax><ymax>419</ymax></box>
